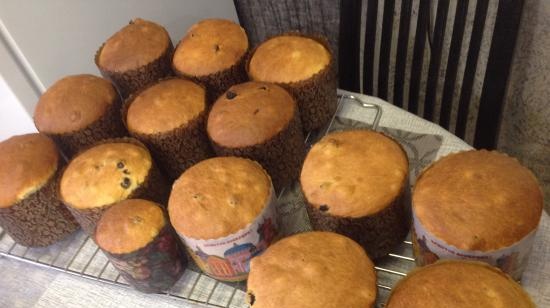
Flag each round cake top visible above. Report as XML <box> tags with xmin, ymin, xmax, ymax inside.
<box><xmin>172</xmin><ymin>19</ymin><xmax>248</xmax><ymax>77</ymax></box>
<box><xmin>0</xmin><ymin>134</ymin><xmax>58</xmax><ymax>208</ymax></box>
<box><xmin>168</xmin><ymin>157</ymin><xmax>272</xmax><ymax>239</ymax></box>
<box><xmin>60</xmin><ymin>141</ymin><xmax>152</xmax><ymax>210</ymax></box>
<box><xmin>34</xmin><ymin>74</ymin><xmax>118</xmax><ymax>134</ymax></box>
<box><xmin>301</xmin><ymin>130</ymin><xmax>408</xmax><ymax>217</ymax></box>
<box><xmin>98</xmin><ymin>18</ymin><xmax>170</xmax><ymax>72</ymax></box>
<box><xmin>207</xmin><ymin>82</ymin><xmax>295</xmax><ymax>148</ymax></box>
<box><xmin>386</xmin><ymin>260</ymin><xmax>534</xmax><ymax>308</ymax></box>
<box><xmin>126</xmin><ymin>78</ymin><xmax>206</xmax><ymax>134</ymax></box>
<box><xmin>413</xmin><ymin>150</ymin><xmax>543</xmax><ymax>251</ymax></box>
<box><xmin>247</xmin><ymin>231</ymin><xmax>377</xmax><ymax>308</ymax></box>
<box><xmin>95</xmin><ymin>199</ymin><xmax>166</xmax><ymax>254</ymax></box>
<box><xmin>248</xmin><ymin>35</ymin><xmax>330</xmax><ymax>83</ymax></box>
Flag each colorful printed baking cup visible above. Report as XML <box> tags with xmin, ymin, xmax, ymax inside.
<box><xmin>386</xmin><ymin>260</ymin><xmax>535</xmax><ymax>308</ymax></box>
<box><xmin>0</xmin><ymin>134</ymin><xmax>79</xmax><ymax>247</ymax></box>
<box><xmin>412</xmin><ymin>150</ymin><xmax>543</xmax><ymax>280</ymax></box>
<box><xmin>95</xmin><ymin>199</ymin><xmax>186</xmax><ymax>293</ymax></box>
<box><xmin>59</xmin><ymin>137</ymin><xmax>169</xmax><ymax>235</ymax></box>
<box><xmin>207</xmin><ymin>82</ymin><xmax>306</xmax><ymax>192</ymax></box>
<box><xmin>95</xmin><ymin>18</ymin><xmax>174</xmax><ymax>99</ymax></box>
<box><xmin>123</xmin><ymin>78</ymin><xmax>213</xmax><ymax>180</ymax></box>
<box><xmin>300</xmin><ymin>129</ymin><xmax>410</xmax><ymax>259</ymax></box>
<box><xmin>247</xmin><ymin>231</ymin><xmax>377</xmax><ymax>308</ymax></box>
<box><xmin>247</xmin><ymin>32</ymin><xmax>337</xmax><ymax>132</ymax></box>
<box><xmin>172</xmin><ymin>19</ymin><xmax>249</xmax><ymax>103</ymax></box>
<box><xmin>33</xmin><ymin>74</ymin><xmax>127</xmax><ymax>158</ymax></box>
<box><xmin>168</xmin><ymin>157</ymin><xmax>278</xmax><ymax>282</ymax></box>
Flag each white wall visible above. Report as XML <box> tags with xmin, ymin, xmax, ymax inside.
<box><xmin>0</xmin><ymin>0</ymin><xmax>238</xmax><ymax>140</ymax></box>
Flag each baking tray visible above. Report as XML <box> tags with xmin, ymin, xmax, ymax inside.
<box><xmin>0</xmin><ymin>94</ymin><xmax>415</xmax><ymax>307</ymax></box>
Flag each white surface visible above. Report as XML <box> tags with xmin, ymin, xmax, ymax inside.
<box><xmin>0</xmin><ymin>75</ymin><xmax>36</xmax><ymax>141</ymax></box>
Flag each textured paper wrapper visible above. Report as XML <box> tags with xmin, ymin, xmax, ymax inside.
<box><xmin>0</xmin><ymin>164</ymin><xmax>79</xmax><ymax>247</ymax></box>
<box><xmin>176</xmin><ymin>187</ymin><xmax>278</xmax><ymax>282</ymax></box>
<box><xmin>44</xmin><ymin>94</ymin><xmax>127</xmax><ymax>159</ymax></box>
<box><xmin>306</xmin><ymin>178</ymin><xmax>411</xmax><ymax>260</ymax></box>
<box><xmin>101</xmin><ymin>224</ymin><xmax>187</xmax><ymax>293</ymax></box>
<box><xmin>61</xmin><ymin>137</ymin><xmax>170</xmax><ymax>235</ymax></box>
<box><xmin>246</xmin><ymin>32</ymin><xmax>337</xmax><ymax>132</ymax></box>
<box><xmin>122</xmin><ymin>78</ymin><xmax>214</xmax><ymax>180</ymax></box>
<box><xmin>412</xmin><ymin>209</ymin><xmax>537</xmax><ymax>281</ymax></box>
<box><xmin>210</xmin><ymin>108</ymin><xmax>306</xmax><ymax>193</ymax></box>
<box><xmin>172</xmin><ymin>47</ymin><xmax>249</xmax><ymax>104</ymax></box>
<box><xmin>95</xmin><ymin>25</ymin><xmax>174</xmax><ymax>99</ymax></box>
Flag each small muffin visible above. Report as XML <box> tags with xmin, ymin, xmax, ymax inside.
<box><xmin>95</xmin><ymin>199</ymin><xmax>187</xmax><ymax>293</ymax></box>
<box><xmin>301</xmin><ymin>130</ymin><xmax>410</xmax><ymax>259</ymax></box>
<box><xmin>60</xmin><ymin>138</ymin><xmax>169</xmax><ymax>235</ymax></box>
<box><xmin>207</xmin><ymin>82</ymin><xmax>306</xmax><ymax>192</ymax></box>
<box><xmin>172</xmin><ymin>19</ymin><xmax>249</xmax><ymax>102</ymax></box>
<box><xmin>34</xmin><ymin>74</ymin><xmax>126</xmax><ymax>158</ymax></box>
<box><xmin>168</xmin><ymin>157</ymin><xmax>278</xmax><ymax>282</ymax></box>
<box><xmin>124</xmin><ymin>78</ymin><xmax>213</xmax><ymax>180</ymax></box>
<box><xmin>412</xmin><ymin>150</ymin><xmax>543</xmax><ymax>280</ymax></box>
<box><xmin>247</xmin><ymin>33</ymin><xmax>337</xmax><ymax>131</ymax></box>
<box><xmin>247</xmin><ymin>231</ymin><xmax>377</xmax><ymax>308</ymax></box>
<box><xmin>95</xmin><ymin>18</ymin><xmax>174</xmax><ymax>98</ymax></box>
<box><xmin>386</xmin><ymin>260</ymin><xmax>535</xmax><ymax>308</ymax></box>
<box><xmin>0</xmin><ymin>134</ymin><xmax>79</xmax><ymax>246</ymax></box>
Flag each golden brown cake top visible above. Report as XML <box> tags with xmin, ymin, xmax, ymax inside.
<box><xmin>60</xmin><ymin>141</ymin><xmax>152</xmax><ymax>210</ymax></box>
<box><xmin>301</xmin><ymin>130</ymin><xmax>408</xmax><ymax>217</ymax></box>
<box><xmin>126</xmin><ymin>78</ymin><xmax>206</xmax><ymax>134</ymax></box>
<box><xmin>168</xmin><ymin>157</ymin><xmax>271</xmax><ymax>239</ymax></box>
<box><xmin>207</xmin><ymin>82</ymin><xmax>295</xmax><ymax>148</ymax></box>
<box><xmin>34</xmin><ymin>74</ymin><xmax>118</xmax><ymax>134</ymax></box>
<box><xmin>0</xmin><ymin>134</ymin><xmax>58</xmax><ymax>208</ymax></box>
<box><xmin>98</xmin><ymin>18</ymin><xmax>170</xmax><ymax>72</ymax></box>
<box><xmin>172</xmin><ymin>19</ymin><xmax>248</xmax><ymax>77</ymax></box>
<box><xmin>95</xmin><ymin>199</ymin><xmax>166</xmax><ymax>254</ymax></box>
<box><xmin>247</xmin><ymin>231</ymin><xmax>377</xmax><ymax>308</ymax></box>
<box><xmin>248</xmin><ymin>35</ymin><xmax>330</xmax><ymax>83</ymax></box>
<box><xmin>413</xmin><ymin>150</ymin><xmax>543</xmax><ymax>251</ymax></box>
<box><xmin>386</xmin><ymin>260</ymin><xmax>535</xmax><ymax>308</ymax></box>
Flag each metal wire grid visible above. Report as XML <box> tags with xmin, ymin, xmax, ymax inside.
<box><xmin>0</xmin><ymin>94</ymin><xmax>415</xmax><ymax>307</ymax></box>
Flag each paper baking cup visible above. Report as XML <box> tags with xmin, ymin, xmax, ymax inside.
<box><xmin>101</xmin><ymin>224</ymin><xmax>187</xmax><ymax>293</ymax></box>
<box><xmin>0</xmin><ymin>166</ymin><xmax>79</xmax><ymax>247</ymax></box>
<box><xmin>209</xmin><ymin>109</ymin><xmax>306</xmax><ymax>193</ymax></box>
<box><xmin>95</xmin><ymin>35</ymin><xmax>174</xmax><ymax>99</ymax></box>
<box><xmin>61</xmin><ymin>138</ymin><xmax>170</xmax><ymax>235</ymax></box>
<box><xmin>176</xmin><ymin>187</ymin><xmax>278</xmax><ymax>282</ymax></box>
<box><xmin>305</xmin><ymin>180</ymin><xmax>411</xmax><ymax>260</ymax></box>
<box><xmin>246</xmin><ymin>32</ymin><xmax>337</xmax><ymax>132</ymax></box>
<box><xmin>412</xmin><ymin>208</ymin><xmax>537</xmax><ymax>281</ymax></box>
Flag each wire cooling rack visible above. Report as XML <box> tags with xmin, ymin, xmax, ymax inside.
<box><xmin>0</xmin><ymin>94</ymin><xmax>416</xmax><ymax>308</ymax></box>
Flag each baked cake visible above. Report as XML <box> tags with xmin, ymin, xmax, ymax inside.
<box><xmin>33</xmin><ymin>74</ymin><xmax>126</xmax><ymax>157</ymax></box>
<box><xmin>95</xmin><ymin>199</ymin><xmax>186</xmax><ymax>293</ymax></box>
<box><xmin>412</xmin><ymin>150</ymin><xmax>543</xmax><ymax>280</ymax></box>
<box><xmin>207</xmin><ymin>81</ymin><xmax>305</xmax><ymax>192</ymax></box>
<box><xmin>168</xmin><ymin>157</ymin><xmax>278</xmax><ymax>282</ymax></box>
<box><xmin>247</xmin><ymin>33</ymin><xmax>337</xmax><ymax>131</ymax></box>
<box><xmin>0</xmin><ymin>134</ymin><xmax>78</xmax><ymax>246</ymax></box>
<box><xmin>172</xmin><ymin>19</ymin><xmax>248</xmax><ymax>102</ymax></box>
<box><xmin>60</xmin><ymin>138</ymin><xmax>168</xmax><ymax>235</ymax></box>
<box><xmin>96</xmin><ymin>18</ymin><xmax>173</xmax><ymax>98</ymax></box>
<box><xmin>124</xmin><ymin>78</ymin><xmax>213</xmax><ymax>180</ymax></box>
<box><xmin>301</xmin><ymin>129</ymin><xmax>410</xmax><ymax>259</ymax></box>
<box><xmin>247</xmin><ymin>231</ymin><xmax>377</xmax><ymax>308</ymax></box>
